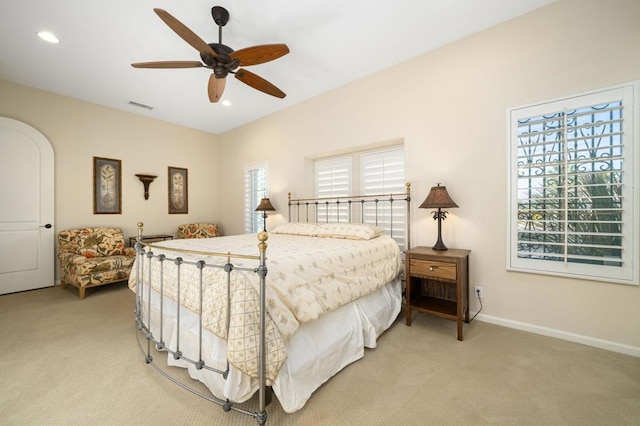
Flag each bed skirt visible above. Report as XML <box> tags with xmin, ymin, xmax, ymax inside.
<box><xmin>137</xmin><ymin>276</ymin><xmax>402</xmax><ymax>412</ymax></box>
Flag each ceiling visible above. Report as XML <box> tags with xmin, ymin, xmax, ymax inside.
<box><xmin>0</xmin><ymin>0</ymin><xmax>555</xmax><ymax>135</ymax></box>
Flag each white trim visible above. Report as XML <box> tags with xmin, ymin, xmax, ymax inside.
<box><xmin>506</xmin><ymin>80</ymin><xmax>639</xmax><ymax>285</ymax></box>
<box><xmin>244</xmin><ymin>161</ymin><xmax>269</xmax><ymax>233</ymax></box>
<box><xmin>471</xmin><ymin>312</ymin><xmax>640</xmax><ymax>358</ymax></box>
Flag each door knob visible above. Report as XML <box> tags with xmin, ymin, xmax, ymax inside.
<box><xmin>40</xmin><ymin>224</ymin><xmax>52</xmax><ymax>229</ymax></box>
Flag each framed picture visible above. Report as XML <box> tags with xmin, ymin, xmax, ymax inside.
<box><xmin>168</xmin><ymin>166</ymin><xmax>188</xmax><ymax>214</ymax></box>
<box><xmin>93</xmin><ymin>157</ymin><xmax>122</xmax><ymax>214</ymax></box>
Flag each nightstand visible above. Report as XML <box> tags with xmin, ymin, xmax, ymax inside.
<box><xmin>128</xmin><ymin>234</ymin><xmax>173</xmax><ymax>247</ymax></box>
<box><xmin>404</xmin><ymin>247</ymin><xmax>471</xmax><ymax>341</ymax></box>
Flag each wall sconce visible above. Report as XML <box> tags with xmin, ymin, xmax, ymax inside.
<box><xmin>135</xmin><ymin>174</ymin><xmax>157</xmax><ymax>200</ymax></box>
<box><xmin>419</xmin><ymin>183</ymin><xmax>458</xmax><ymax>250</ymax></box>
<box><xmin>255</xmin><ymin>198</ymin><xmax>276</xmax><ymax>232</ymax></box>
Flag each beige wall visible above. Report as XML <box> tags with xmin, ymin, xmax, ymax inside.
<box><xmin>1</xmin><ymin>0</ymin><xmax>637</xmax><ymax>354</ymax></box>
<box><xmin>0</xmin><ymin>79</ymin><xmax>221</xmax><ymax>256</ymax></box>
<box><xmin>216</xmin><ymin>0</ymin><xmax>640</xmax><ymax>353</ymax></box>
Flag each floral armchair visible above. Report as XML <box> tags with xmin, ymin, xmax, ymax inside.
<box><xmin>177</xmin><ymin>223</ymin><xmax>219</xmax><ymax>239</ymax></box>
<box><xmin>57</xmin><ymin>227</ymin><xmax>136</xmax><ymax>299</ymax></box>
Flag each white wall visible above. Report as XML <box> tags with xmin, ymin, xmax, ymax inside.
<box><xmin>0</xmin><ymin>79</ymin><xmax>221</xmax><ymax>272</ymax></box>
<box><xmin>216</xmin><ymin>0</ymin><xmax>640</xmax><ymax>353</ymax></box>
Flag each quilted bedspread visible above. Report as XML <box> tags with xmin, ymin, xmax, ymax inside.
<box><xmin>129</xmin><ymin>233</ymin><xmax>402</xmax><ymax>383</ymax></box>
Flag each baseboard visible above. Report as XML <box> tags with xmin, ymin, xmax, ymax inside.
<box><xmin>472</xmin><ymin>313</ymin><xmax>640</xmax><ymax>358</ymax></box>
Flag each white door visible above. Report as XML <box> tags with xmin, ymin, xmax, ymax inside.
<box><xmin>0</xmin><ymin>117</ymin><xmax>55</xmax><ymax>294</ymax></box>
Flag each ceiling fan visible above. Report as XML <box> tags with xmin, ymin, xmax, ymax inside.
<box><xmin>131</xmin><ymin>6</ymin><xmax>289</xmax><ymax>103</ymax></box>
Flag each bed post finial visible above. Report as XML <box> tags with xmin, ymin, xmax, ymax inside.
<box><xmin>405</xmin><ymin>182</ymin><xmax>411</xmax><ymax>193</ymax></box>
<box><xmin>137</xmin><ymin>222</ymin><xmax>144</xmax><ymax>242</ymax></box>
<box><xmin>257</xmin><ymin>230</ymin><xmax>269</xmax><ymax>253</ymax></box>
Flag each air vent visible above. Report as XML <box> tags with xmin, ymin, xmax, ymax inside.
<box><xmin>128</xmin><ymin>101</ymin><xmax>154</xmax><ymax>111</ymax></box>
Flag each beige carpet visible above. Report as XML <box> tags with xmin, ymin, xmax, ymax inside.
<box><xmin>1</xmin><ymin>282</ymin><xmax>639</xmax><ymax>425</ymax></box>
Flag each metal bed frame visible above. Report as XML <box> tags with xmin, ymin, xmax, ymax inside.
<box><xmin>133</xmin><ymin>184</ymin><xmax>412</xmax><ymax>425</ymax></box>
<box><xmin>134</xmin><ymin>223</ymin><xmax>271</xmax><ymax>424</ymax></box>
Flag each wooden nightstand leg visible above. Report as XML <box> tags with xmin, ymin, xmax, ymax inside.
<box><xmin>405</xmin><ymin>304</ymin><xmax>412</xmax><ymax>326</ymax></box>
<box><xmin>457</xmin><ymin>319</ymin><xmax>463</xmax><ymax>341</ymax></box>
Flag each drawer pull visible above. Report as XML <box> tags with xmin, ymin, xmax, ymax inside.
<box><xmin>429</xmin><ymin>266</ymin><xmax>434</xmax><ymax>271</ymax></box>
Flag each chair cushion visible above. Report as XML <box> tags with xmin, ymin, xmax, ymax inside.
<box><xmin>177</xmin><ymin>223</ymin><xmax>219</xmax><ymax>239</ymax></box>
<box><xmin>76</xmin><ymin>228</ymin><xmax>126</xmax><ymax>257</ymax></box>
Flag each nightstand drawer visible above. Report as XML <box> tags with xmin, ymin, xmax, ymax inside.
<box><xmin>410</xmin><ymin>259</ymin><xmax>457</xmax><ymax>281</ymax></box>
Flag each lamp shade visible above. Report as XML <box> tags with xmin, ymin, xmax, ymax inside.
<box><xmin>419</xmin><ymin>184</ymin><xmax>458</xmax><ymax>209</ymax></box>
<box><xmin>255</xmin><ymin>198</ymin><xmax>276</xmax><ymax>212</ymax></box>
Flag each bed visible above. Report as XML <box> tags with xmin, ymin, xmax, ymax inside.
<box><xmin>131</xmin><ymin>186</ymin><xmax>411</xmax><ymax>424</ymax></box>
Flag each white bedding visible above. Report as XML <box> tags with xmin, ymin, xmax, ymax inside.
<box><xmin>139</xmin><ymin>277</ymin><xmax>401</xmax><ymax>412</ymax></box>
<box><xmin>132</xmin><ymin>232</ymin><xmax>402</xmax><ymax>412</ymax></box>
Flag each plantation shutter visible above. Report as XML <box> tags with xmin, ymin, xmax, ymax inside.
<box><xmin>361</xmin><ymin>147</ymin><xmax>406</xmax><ymax>248</ymax></box>
<box><xmin>508</xmin><ymin>83</ymin><xmax>638</xmax><ymax>284</ymax></box>
<box><xmin>244</xmin><ymin>163</ymin><xmax>268</xmax><ymax>233</ymax></box>
<box><xmin>315</xmin><ymin>156</ymin><xmax>351</xmax><ymax>198</ymax></box>
<box><xmin>315</xmin><ymin>156</ymin><xmax>351</xmax><ymax>222</ymax></box>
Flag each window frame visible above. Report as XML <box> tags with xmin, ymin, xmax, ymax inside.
<box><xmin>507</xmin><ymin>82</ymin><xmax>639</xmax><ymax>285</ymax></box>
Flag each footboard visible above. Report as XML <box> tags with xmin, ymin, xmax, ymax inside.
<box><xmin>133</xmin><ymin>222</ymin><xmax>270</xmax><ymax>425</ymax></box>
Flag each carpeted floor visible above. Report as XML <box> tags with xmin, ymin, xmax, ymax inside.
<box><xmin>1</xmin><ymin>282</ymin><xmax>639</xmax><ymax>425</ymax></box>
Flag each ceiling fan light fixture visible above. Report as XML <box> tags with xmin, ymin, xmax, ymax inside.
<box><xmin>37</xmin><ymin>31</ymin><xmax>59</xmax><ymax>44</ymax></box>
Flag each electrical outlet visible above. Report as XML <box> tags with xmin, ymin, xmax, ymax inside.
<box><xmin>474</xmin><ymin>286</ymin><xmax>483</xmax><ymax>299</ymax></box>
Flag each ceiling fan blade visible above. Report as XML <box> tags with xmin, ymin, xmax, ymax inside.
<box><xmin>229</xmin><ymin>44</ymin><xmax>290</xmax><ymax>66</ymax></box>
<box><xmin>235</xmin><ymin>69</ymin><xmax>286</xmax><ymax>99</ymax></box>
<box><xmin>153</xmin><ymin>8</ymin><xmax>217</xmax><ymax>59</ymax></box>
<box><xmin>131</xmin><ymin>61</ymin><xmax>204</xmax><ymax>69</ymax></box>
<box><xmin>208</xmin><ymin>74</ymin><xmax>226</xmax><ymax>103</ymax></box>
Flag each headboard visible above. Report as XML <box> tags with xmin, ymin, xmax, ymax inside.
<box><xmin>287</xmin><ymin>183</ymin><xmax>411</xmax><ymax>250</ymax></box>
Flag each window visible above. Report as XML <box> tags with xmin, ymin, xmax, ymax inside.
<box><xmin>361</xmin><ymin>148</ymin><xmax>406</xmax><ymax>248</ymax></box>
<box><xmin>315</xmin><ymin>156</ymin><xmax>352</xmax><ymax>222</ymax></box>
<box><xmin>314</xmin><ymin>146</ymin><xmax>406</xmax><ymax>247</ymax></box>
<box><xmin>508</xmin><ymin>82</ymin><xmax>639</xmax><ymax>285</ymax></box>
<box><xmin>244</xmin><ymin>162</ymin><xmax>268</xmax><ymax>233</ymax></box>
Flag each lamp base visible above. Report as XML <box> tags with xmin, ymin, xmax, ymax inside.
<box><xmin>432</xmin><ymin>239</ymin><xmax>448</xmax><ymax>251</ymax></box>
<box><xmin>432</xmin><ymin>212</ymin><xmax>448</xmax><ymax>250</ymax></box>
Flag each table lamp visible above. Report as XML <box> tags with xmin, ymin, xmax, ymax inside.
<box><xmin>419</xmin><ymin>183</ymin><xmax>458</xmax><ymax>250</ymax></box>
<box><xmin>255</xmin><ymin>198</ymin><xmax>276</xmax><ymax>232</ymax></box>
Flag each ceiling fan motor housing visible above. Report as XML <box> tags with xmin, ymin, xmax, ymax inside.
<box><xmin>206</xmin><ymin>6</ymin><xmax>235</xmax><ymax>78</ymax></box>
<box><xmin>202</xmin><ymin>43</ymin><xmax>238</xmax><ymax>78</ymax></box>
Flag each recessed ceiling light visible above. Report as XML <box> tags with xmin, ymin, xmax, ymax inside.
<box><xmin>221</xmin><ymin>100</ymin><xmax>231</xmax><ymax>107</ymax></box>
<box><xmin>37</xmin><ymin>31</ymin><xmax>60</xmax><ymax>44</ymax></box>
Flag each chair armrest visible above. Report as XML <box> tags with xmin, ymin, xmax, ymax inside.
<box><xmin>58</xmin><ymin>252</ymin><xmax>87</xmax><ymax>265</ymax></box>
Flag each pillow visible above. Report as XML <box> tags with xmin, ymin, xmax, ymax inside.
<box><xmin>270</xmin><ymin>222</ymin><xmax>319</xmax><ymax>236</ymax></box>
<box><xmin>314</xmin><ymin>223</ymin><xmax>384</xmax><ymax>240</ymax></box>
